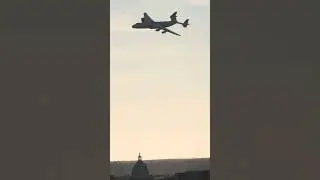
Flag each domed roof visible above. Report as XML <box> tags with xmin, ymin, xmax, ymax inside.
<box><xmin>131</xmin><ymin>153</ymin><xmax>150</xmax><ymax>178</ymax></box>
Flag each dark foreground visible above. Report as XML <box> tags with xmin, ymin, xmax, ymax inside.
<box><xmin>111</xmin><ymin>170</ymin><xmax>210</xmax><ymax>180</ymax></box>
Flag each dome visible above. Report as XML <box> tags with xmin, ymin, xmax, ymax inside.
<box><xmin>131</xmin><ymin>153</ymin><xmax>150</xmax><ymax>179</ymax></box>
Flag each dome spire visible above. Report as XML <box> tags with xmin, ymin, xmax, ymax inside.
<box><xmin>132</xmin><ymin>152</ymin><xmax>150</xmax><ymax>178</ymax></box>
<box><xmin>138</xmin><ymin>153</ymin><xmax>142</xmax><ymax>160</ymax></box>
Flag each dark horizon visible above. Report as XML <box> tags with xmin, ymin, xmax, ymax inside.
<box><xmin>111</xmin><ymin>157</ymin><xmax>210</xmax><ymax>163</ymax></box>
<box><xmin>110</xmin><ymin>157</ymin><xmax>209</xmax><ymax>177</ymax></box>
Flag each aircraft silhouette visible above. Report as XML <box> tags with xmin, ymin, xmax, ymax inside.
<box><xmin>132</xmin><ymin>12</ymin><xmax>189</xmax><ymax>36</ymax></box>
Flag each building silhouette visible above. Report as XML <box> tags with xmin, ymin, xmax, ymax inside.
<box><xmin>130</xmin><ymin>153</ymin><xmax>152</xmax><ymax>180</ymax></box>
<box><xmin>175</xmin><ymin>170</ymin><xmax>209</xmax><ymax>180</ymax></box>
<box><xmin>110</xmin><ymin>154</ymin><xmax>209</xmax><ymax>180</ymax></box>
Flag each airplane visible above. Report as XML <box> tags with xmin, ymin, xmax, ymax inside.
<box><xmin>132</xmin><ymin>12</ymin><xmax>189</xmax><ymax>36</ymax></box>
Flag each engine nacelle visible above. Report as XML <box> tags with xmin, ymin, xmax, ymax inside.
<box><xmin>141</xmin><ymin>18</ymin><xmax>145</xmax><ymax>22</ymax></box>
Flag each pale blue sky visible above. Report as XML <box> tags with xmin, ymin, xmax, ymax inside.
<box><xmin>110</xmin><ymin>0</ymin><xmax>210</xmax><ymax>161</ymax></box>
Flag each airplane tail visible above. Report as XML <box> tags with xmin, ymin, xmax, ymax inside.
<box><xmin>170</xmin><ymin>12</ymin><xmax>178</xmax><ymax>22</ymax></box>
<box><xmin>182</xmin><ymin>19</ymin><xmax>189</xmax><ymax>27</ymax></box>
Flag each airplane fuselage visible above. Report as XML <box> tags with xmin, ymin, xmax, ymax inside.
<box><xmin>132</xmin><ymin>12</ymin><xmax>189</xmax><ymax>36</ymax></box>
<box><xmin>132</xmin><ymin>20</ymin><xmax>176</xmax><ymax>29</ymax></box>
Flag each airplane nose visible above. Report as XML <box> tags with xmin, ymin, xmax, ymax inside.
<box><xmin>132</xmin><ymin>24</ymin><xmax>136</xmax><ymax>28</ymax></box>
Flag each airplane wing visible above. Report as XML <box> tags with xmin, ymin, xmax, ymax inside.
<box><xmin>162</xmin><ymin>27</ymin><xmax>181</xmax><ymax>36</ymax></box>
<box><xmin>143</xmin><ymin>13</ymin><xmax>154</xmax><ymax>23</ymax></box>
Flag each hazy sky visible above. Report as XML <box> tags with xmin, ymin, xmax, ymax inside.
<box><xmin>110</xmin><ymin>0</ymin><xmax>210</xmax><ymax>161</ymax></box>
